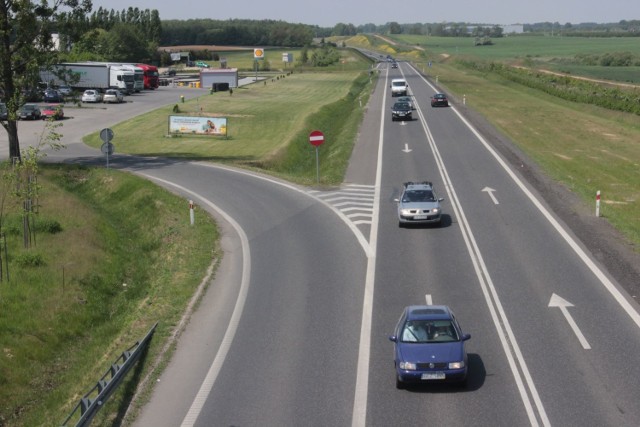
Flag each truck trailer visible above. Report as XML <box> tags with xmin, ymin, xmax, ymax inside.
<box><xmin>40</xmin><ymin>62</ymin><xmax>134</xmax><ymax>94</ymax></box>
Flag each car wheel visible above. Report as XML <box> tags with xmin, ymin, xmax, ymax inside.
<box><xmin>396</xmin><ymin>376</ymin><xmax>404</xmax><ymax>390</ymax></box>
<box><xmin>398</xmin><ymin>222</ymin><xmax>404</xmax><ymax>228</ymax></box>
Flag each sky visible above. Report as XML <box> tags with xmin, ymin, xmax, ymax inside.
<box><xmin>89</xmin><ymin>0</ymin><xmax>639</xmax><ymax>27</ymax></box>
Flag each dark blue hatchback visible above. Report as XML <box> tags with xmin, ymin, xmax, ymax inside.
<box><xmin>389</xmin><ymin>305</ymin><xmax>471</xmax><ymax>389</ymax></box>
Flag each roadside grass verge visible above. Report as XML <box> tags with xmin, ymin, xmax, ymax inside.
<box><xmin>0</xmin><ymin>165</ymin><xmax>218</xmax><ymax>425</ymax></box>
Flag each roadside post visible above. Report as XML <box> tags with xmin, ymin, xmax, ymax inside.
<box><xmin>189</xmin><ymin>200</ymin><xmax>195</xmax><ymax>225</ymax></box>
<box><xmin>596</xmin><ymin>190</ymin><xmax>601</xmax><ymax>217</ymax></box>
<box><xmin>100</xmin><ymin>128</ymin><xmax>114</xmax><ymax>170</ymax></box>
<box><xmin>309</xmin><ymin>130</ymin><xmax>325</xmax><ymax>184</ymax></box>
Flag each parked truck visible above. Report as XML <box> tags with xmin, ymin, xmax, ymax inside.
<box><xmin>120</xmin><ymin>64</ymin><xmax>144</xmax><ymax>92</ymax></box>
<box><xmin>136</xmin><ymin>63</ymin><xmax>159</xmax><ymax>89</ymax></box>
<box><xmin>40</xmin><ymin>62</ymin><xmax>135</xmax><ymax>94</ymax></box>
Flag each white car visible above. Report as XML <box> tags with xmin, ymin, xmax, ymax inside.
<box><xmin>81</xmin><ymin>89</ymin><xmax>102</xmax><ymax>103</ymax></box>
<box><xmin>103</xmin><ymin>89</ymin><xmax>124</xmax><ymax>104</ymax></box>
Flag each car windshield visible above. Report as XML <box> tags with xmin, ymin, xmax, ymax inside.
<box><xmin>392</xmin><ymin>81</ymin><xmax>405</xmax><ymax>87</ymax></box>
<box><xmin>402</xmin><ymin>189</ymin><xmax>435</xmax><ymax>203</ymax></box>
<box><xmin>393</xmin><ymin>103</ymin><xmax>410</xmax><ymax>110</ymax></box>
<box><xmin>401</xmin><ymin>320</ymin><xmax>458</xmax><ymax>343</ymax></box>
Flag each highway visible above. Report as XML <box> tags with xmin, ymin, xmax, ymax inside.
<box><xmin>3</xmin><ymin>65</ymin><xmax>640</xmax><ymax>426</ymax></box>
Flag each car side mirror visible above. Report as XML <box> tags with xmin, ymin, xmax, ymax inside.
<box><xmin>394</xmin><ymin>198</ymin><xmax>400</xmax><ymax>203</ymax></box>
<box><xmin>461</xmin><ymin>333</ymin><xmax>471</xmax><ymax>341</ymax></box>
<box><xmin>389</xmin><ymin>335</ymin><xmax>398</xmax><ymax>342</ymax></box>
<box><xmin>438</xmin><ymin>198</ymin><xmax>444</xmax><ymax>202</ymax></box>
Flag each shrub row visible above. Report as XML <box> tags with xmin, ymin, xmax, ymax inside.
<box><xmin>457</xmin><ymin>59</ymin><xmax>640</xmax><ymax>115</ymax></box>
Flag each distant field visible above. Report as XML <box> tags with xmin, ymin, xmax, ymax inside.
<box><xmin>391</xmin><ymin>35</ymin><xmax>640</xmax><ymax>84</ymax></box>
<box><xmin>544</xmin><ymin>64</ymin><xmax>640</xmax><ymax>84</ymax></box>
<box><xmin>394</xmin><ymin>34</ymin><xmax>640</xmax><ymax>61</ymax></box>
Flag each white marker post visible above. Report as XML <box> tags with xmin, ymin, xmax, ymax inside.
<box><xmin>189</xmin><ymin>200</ymin><xmax>195</xmax><ymax>225</ymax></box>
<box><xmin>596</xmin><ymin>191</ymin><xmax>601</xmax><ymax>217</ymax></box>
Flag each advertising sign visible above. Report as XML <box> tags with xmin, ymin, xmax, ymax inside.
<box><xmin>254</xmin><ymin>48</ymin><xmax>265</xmax><ymax>60</ymax></box>
<box><xmin>169</xmin><ymin>116</ymin><xmax>227</xmax><ymax>136</ymax></box>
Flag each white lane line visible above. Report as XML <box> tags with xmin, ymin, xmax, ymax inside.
<box><xmin>351</xmin><ymin>67</ymin><xmax>388</xmax><ymax>427</ymax></box>
<box><xmin>425</xmin><ymin>294</ymin><xmax>433</xmax><ymax>305</ymax></box>
<box><xmin>450</xmin><ymin>103</ymin><xmax>640</xmax><ymax>329</ymax></box>
<box><xmin>136</xmin><ymin>175</ymin><xmax>252</xmax><ymax>427</ymax></box>
<box><xmin>412</xmin><ymin>65</ymin><xmax>550</xmax><ymax>427</ymax></box>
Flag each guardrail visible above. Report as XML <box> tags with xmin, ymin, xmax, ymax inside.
<box><xmin>61</xmin><ymin>322</ymin><xmax>158</xmax><ymax>427</ymax></box>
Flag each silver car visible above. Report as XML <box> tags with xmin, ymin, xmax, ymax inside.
<box><xmin>103</xmin><ymin>89</ymin><xmax>124</xmax><ymax>104</ymax></box>
<box><xmin>81</xmin><ymin>89</ymin><xmax>103</xmax><ymax>103</ymax></box>
<box><xmin>396</xmin><ymin>181</ymin><xmax>444</xmax><ymax>227</ymax></box>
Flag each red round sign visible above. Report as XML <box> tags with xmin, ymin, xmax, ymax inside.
<box><xmin>309</xmin><ymin>130</ymin><xmax>324</xmax><ymax>147</ymax></box>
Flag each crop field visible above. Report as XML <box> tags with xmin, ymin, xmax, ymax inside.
<box><xmin>391</xmin><ymin>34</ymin><xmax>640</xmax><ymax>84</ymax></box>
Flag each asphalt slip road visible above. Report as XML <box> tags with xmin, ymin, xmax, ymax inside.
<box><xmin>3</xmin><ymin>69</ymin><xmax>640</xmax><ymax>426</ymax></box>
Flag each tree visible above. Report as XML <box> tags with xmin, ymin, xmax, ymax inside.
<box><xmin>0</xmin><ymin>0</ymin><xmax>91</xmax><ymax>161</ymax></box>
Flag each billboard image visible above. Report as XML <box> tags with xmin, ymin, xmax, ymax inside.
<box><xmin>169</xmin><ymin>116</ymin><xmax>227</xmax><ymax>137</ymax></box>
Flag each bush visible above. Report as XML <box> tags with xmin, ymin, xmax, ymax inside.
<box><xmin>13</xmin><ymin>252</ymin><xmax>46</xmax><ymax>267</ymax></box>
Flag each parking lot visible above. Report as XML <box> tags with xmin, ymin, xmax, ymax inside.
<box><xmin>0</xmin><ymin>85</ymin><xmax>211</xmax><ymax>159</ymax></box>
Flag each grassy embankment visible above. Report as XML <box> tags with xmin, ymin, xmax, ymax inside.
<box><xmin>0</xmin><ymin>166</ymin><xmax>218</xmax><ymax>425</ymax></box>
<box><xmin>339</xmin><ymin>33</ymin><xmax>640</xmax><ymax>249</ymax></box>
<box><xmin>1</xmin><ymin>47</ymin><xmax>375</xmax><ymax>425</ymax></box>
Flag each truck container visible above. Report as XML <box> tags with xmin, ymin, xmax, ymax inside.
<box><xmin>136</xmin><ymin>64</ymin><xmax>159</xmax><ymax>89</ymax></box>
<box><xmin>40</xmin><ymin>62</ymin><xmax>134</xmax><ymax>93</ymax></box>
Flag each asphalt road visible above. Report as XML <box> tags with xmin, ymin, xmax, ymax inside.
<box><xmin>3</xmin><ymin>67</ymin><xmax>640</xmax><ymax>426</ymax></box>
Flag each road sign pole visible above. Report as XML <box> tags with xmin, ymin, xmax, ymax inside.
<box><xmin>308</xmin><ymin>130</ymin><xmax>325</xmax><ymax>185</ymax></box>
<box><xmin>315</xmin><ymin>147</ymin><xmax>319</xmax><ymax>184</ymax></box>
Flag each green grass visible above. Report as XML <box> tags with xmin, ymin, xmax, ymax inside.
<box><xmin>0</xmin><ymin>165</ymin><xmax>218</xmax><ymax>425</ymax></box>
<box><xmin>394</xmin><ymin>34</ymin><xmax>640</xmax><ymax>61</ymax></box>
<box><xmin>84</xmin><ymin>54</ymin><xmax>375</xmax><ymax>185</ymax></box>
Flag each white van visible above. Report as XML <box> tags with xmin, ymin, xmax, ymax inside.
<box><xmin>391</xmin><ymin>79</ymin><xmax>408</xmax><ymax>97</ymax></box>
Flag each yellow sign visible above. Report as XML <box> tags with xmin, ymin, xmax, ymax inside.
<box><xmin>254</xmin><ymin>48</ymin><xmax>265</xmax><ymax>59</ymax></box>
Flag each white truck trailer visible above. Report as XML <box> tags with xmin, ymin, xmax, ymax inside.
<box><xmin>40</xmin><ymin>62</ymin><xmax>135</xmax><ymax>94</ymax></box>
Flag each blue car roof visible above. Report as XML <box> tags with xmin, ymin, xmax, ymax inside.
<box><xmin>405</xmin><ymin>305</ymin><xmax>453</xmax><ymax>321</ymax></box>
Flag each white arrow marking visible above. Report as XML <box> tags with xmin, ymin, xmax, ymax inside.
<box><xmin>402</xmin><ymin>143</ymin><xmax>412</xmax><ymax>153</ymax></box>
<box><xmin>482</xmin><ymin>187</ymin><xmax>499</xmax><ymax>205</ymax></box>
<box><xmin>548</xmin><ymin>293</ymin><xmax>591</xmax><ymax>350</ymax></box>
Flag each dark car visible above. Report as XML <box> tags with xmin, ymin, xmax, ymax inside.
<box><xmin>431</xmin><ymin>93</ymin><xmax>449</xmax><ymax>107</ymax></box>
<box><xmin>391</xmin><ymin>102</ymin><xmax>412</xmax><ymax>121</ymax></box>
<box><xmin>390</xmin><ymin>305</ymin><xmax>471</xmax><ymax>389</ymax></box>
<box><xmin>18</xmin><ymin>103</ymin><xmax>41</xmax><ymax>120</ymax></box>
<box><xmin>43</xmin><ymin>89</ymin><xmax>64</xmax><ymax>103</ymax></box>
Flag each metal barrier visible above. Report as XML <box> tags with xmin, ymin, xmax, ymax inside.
<box><xmin>61</xmin><ymin>322</ymin><xmax>158</xmax><ymax>427</ymax></box>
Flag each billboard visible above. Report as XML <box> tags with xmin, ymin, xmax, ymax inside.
<box><xmin>169</xmin><ymin>116</ymin><xmax>227</xmax><ymax>137</ymax></box>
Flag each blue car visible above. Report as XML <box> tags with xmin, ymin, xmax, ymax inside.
<box><xmin>389</xmin><ymin>305</ymin><xmax>471</xmax><ymax>389</ymax></box>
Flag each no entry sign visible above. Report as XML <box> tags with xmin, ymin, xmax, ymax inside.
<box><xmin>309</xmin><ymin>130</ymin><xmax>325</xmax><ymax>147</ymax></box>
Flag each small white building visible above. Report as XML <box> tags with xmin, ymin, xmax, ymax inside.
<box><xmin>502</xmin><ymin>24</ymin><xmax>524</xmax><ymax>34</ymax></box>
<box><xmin>200</xmin><ymin>68</ymin><xmax>239</xmax><ymax>90</ymax></box>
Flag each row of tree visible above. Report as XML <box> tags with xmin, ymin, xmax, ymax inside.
<box><xmin>159</xmin><ymin>19</ymin><xmax>315</xmax><ymax>47</ymax></box>
<box><xmin>325</xmin><ymin>20</ymin><xmax>640</xmax><ymax>37</ymax></box>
